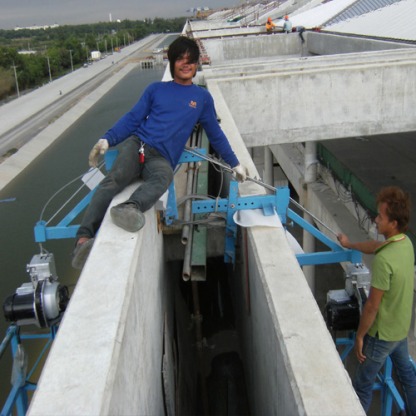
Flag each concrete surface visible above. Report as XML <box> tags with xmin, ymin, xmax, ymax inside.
<box><xmin>204</xmin><ymin>43</ymin><xmax>416</xmax><ymax>147</ymax></box>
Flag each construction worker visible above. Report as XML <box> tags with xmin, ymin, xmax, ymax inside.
<box><xmin>71</xmin><ymin>36</ymin><xmax>248</xmax><ymax>269</ymax></box>
<box><xmin>265</xmin><ymin>17</ymin><xmax>276</xmax><ymax>34</ymax></box>
<box><xmin>294</xmin><ymin>25</ymin><xmax>306</xmax><ymax>43</ymax></box>
<box><xmin>283</xmin><ymin>15</ymin><xmax>292</xmax><ymax>34</ymax></box>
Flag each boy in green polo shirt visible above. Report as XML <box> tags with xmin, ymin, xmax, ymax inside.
<box><xmin>338</xmin><ymin>186</ymin><xmax>416</xmax><ymax>415</ymax></box>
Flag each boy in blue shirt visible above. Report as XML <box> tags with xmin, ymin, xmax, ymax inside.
<box><xmin>72</xmin><ymin>36</ymin><xmax>247</xmax><ymax>269</ymax></box>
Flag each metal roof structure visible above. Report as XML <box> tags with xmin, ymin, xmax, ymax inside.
<box><xmin>201</xmin><ymin>0</ymin><xmax>415</xmax><ymax>43</ymax></box>
<box><xmin>275</xmin><ymin>0</ymin><xmax>358</xmax><ymax>28</ymax></box>
<box><xmin>325</xmin><ymin>0</ymin><xmax>401</xmax><ymax>25</ymax></box>
<box><xmin>325</xmin><ymin>0</ymin><xmax>416</xmax><ymax>42</ymax></box>
<box><xmin>268</xmin><ymin>0</ymin><xmax>416</xmax><ymax>42</ymax></box>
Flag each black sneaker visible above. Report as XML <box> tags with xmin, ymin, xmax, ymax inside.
<box><xmin>71</xmin><ymin>238</ymin><xmax>94</xmax><ymax>269</ymax></box>
<box><xmin>110</xmin><ymin>203</ymin><xmax>146</xmax><ymax>232</ymax></box>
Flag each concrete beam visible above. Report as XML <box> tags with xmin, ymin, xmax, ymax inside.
<box><xmin>204</xmin><ymin>38</ymin><xmax>416</xmax><ymax>147</ymax></box>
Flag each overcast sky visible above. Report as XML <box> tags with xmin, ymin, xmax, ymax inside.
<box><xmin>0</xmin><ymin>0</ymin><xmax>238</xmax><ymax>30</ymax></box>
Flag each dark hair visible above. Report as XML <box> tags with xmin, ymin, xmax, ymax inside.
<box><xmin>167</xmin><ymin>36</ymin><xmax>200</xmax><ymax>78</ymax></box>
<box><xmin>376</xmin><ymin>186</ymin><xmax>411</xmax><ymax>233</ymax></box>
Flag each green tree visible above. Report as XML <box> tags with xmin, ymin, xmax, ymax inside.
<box><xmin>18</xmin><ymin>54</ymin><xmax>45</xmax><ymax>89</ymax></box>
<box><xmin>0</xmin><ymin>17</ymin><xmax>187</xmax><ymax>98</ymax></box>
<box><xmin>0</xmin><ymin>46</ymin><xmax>21</xmax><ymax>69</ymax></box>
<box><xmin>0</xmin><ymin>67</ymin><xmax>14</xmax><ymax>98</ymax></box>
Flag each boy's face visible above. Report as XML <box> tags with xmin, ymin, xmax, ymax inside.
<box><xmin>173</xmin><ymin>53</ymin><xmax>198</xmax><ymax>85</ymax></box>
<box><xmin>376</xmin><ymin>202</ymin><xmax>397</xmax><ymax>238</ymax></box>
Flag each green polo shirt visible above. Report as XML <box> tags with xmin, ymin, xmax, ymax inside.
<box><xmin>368</xmin><ymin>233</ymin><xmax>415</xmax><ymax>341</ymax></box>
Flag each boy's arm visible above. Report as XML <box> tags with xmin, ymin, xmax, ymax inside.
<box><xmin>337</xmin><ymin>233</ymin><xmax>383</xmax><ymax>254</ymax></box>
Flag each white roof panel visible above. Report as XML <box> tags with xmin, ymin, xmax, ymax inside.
<box><xmin>278</xmin><ymin>0</ymin><xmax>359</xmax><ymax>28</ymax></box>
<box><xmin>325</xmin><ymin>0</ymin><xmax>416</xmax><ymax>42</ymax></box>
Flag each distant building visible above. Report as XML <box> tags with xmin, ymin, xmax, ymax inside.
<box><xmin>18</xmin><ymin>50</ymin><xmax>37</xmax><ymax>55</ymax></box>
<box><xmin>14</xmin><ymin>23</ymin><xmax>59</xmax><ymax>31</ymax></box>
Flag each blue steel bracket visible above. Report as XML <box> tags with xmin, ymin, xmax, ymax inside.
<box><xmin>34</xmin><ymin>147</ymin><xmax>205</xmax><ymax>242</ymax></box>
<box><xmin>191</xmin><ymin>182</ymin><xmax>290</xmax><ymax>263</ymax></box>
<box><xmin>287</xmin><ymin>208</ymin><xmax>362</xmax><ymax>266</ymax></box>
<box><xmin>34</xmin><ymin>190</ymin><xmax>96</xmax><ymax>243</ymax></box>
<box><xmin>33</xmin><ymin>149</ymin><xmax>120</xmax><ymax>243</ymax></box>
<box><xmin>164</xmin><ymin>148</ymin><xmax>208</xmax><ymax>226</ymax></box>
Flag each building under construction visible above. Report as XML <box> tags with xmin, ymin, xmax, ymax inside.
<box><xmin>1</xmin><ymin>0</ymin><xmax>416</xmax><ymax>415</ymax></box>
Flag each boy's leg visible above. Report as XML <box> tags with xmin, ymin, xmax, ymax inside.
<box><xmin>127</xmin><ymin>145</ymin><xmax>173</xmax><ymax>213</ymax></box>
<box><xmin>76</xmin><ymin>137</ymin><xmax>142</xmax><ymax>239</ymax></box>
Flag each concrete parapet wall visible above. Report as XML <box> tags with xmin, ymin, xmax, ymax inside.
<box><xmin>208</xmin><ymin>80</ymin><xmax>364</xmax><ymax>415</ymax></box>
<box><xmin>204</xmin><ymin>33</ymin><xmax>301</xmax><ymax>63</ymax></box>
<box><xmin>208</xmin><ymin>48</ymin><xmax>416</xmax><ymax>146</ymax></box>
<box><xmin>232</xmin><ymin>225</ymin><xmax>365</xmax><ymax>415</ymax></box>
<box><xmin>309</xmin><ymin>31</ymin><xmax>415</xmax><ymax>56</ymax></box>
<box><xmin>191</xmin><ymin>25</ymin><xmax>263</xmax><ymax>39</ymax></box>
<box><xmin>28</xmin><ymin>183</ymin><xmax>171</xmax><ymax>415</ymax></box>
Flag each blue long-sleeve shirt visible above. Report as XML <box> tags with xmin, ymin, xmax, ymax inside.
<box><xmin>102</xmin><ymin>81</ymin><xmax>239</xmax><ymax>169</ymax></box>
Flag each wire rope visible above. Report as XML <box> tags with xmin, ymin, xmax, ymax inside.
<box><xmin>39</xmin><ymin>161</ymin><xmax>105</xmax><ymax>224</ymax></box>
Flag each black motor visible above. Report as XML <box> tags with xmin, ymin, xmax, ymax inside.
<box><xmin>3</xmin><ymin>253</ymin><xmax>69</xmax><ymax>328</ymax></box>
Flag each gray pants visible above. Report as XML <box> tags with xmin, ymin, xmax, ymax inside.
<box><xmin>76</xmin><ymin>136</ymin><xmax>173</xmax><ymax>239</ymax></box>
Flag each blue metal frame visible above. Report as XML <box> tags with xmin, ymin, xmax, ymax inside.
<box><xmin>34</xmin><ymin>192</ymin><xmax>94</xmax><ymax>242</ymax></box>
<box><xmin>32</xmin><ymin>146</ymin><xmax>361</xmax><ymax>267</ymax></box>
<box><xmin>33</xmin><ymin>148</ymin><xmax>211</xmax><ymax>241</ymax></box>
<box><xmin>165</xmin><ymin>148</ymin><xmax>361</xmax><ymax>264</ymax></box>
<box><xmin>190</xmin><ymin>181</ymin><xmax>291</xmax><ymax>263</ymax></box>
<box><xmin>165</xmin><ymin>149</ymin><xmax>207</xmax><ymax>226</ymax></box>
<box><xmin>1</xmin><ymin>325</ymin><xmax>57</xmax><ymax>416</ymax></box>
<box><xmin>33</xmin><ymin>150</ymin><xmax>119</xmax><ymax>243</ymax></box>
<box><xmin>287</xmin><ymin>208</ymin><xmax>363</xmax><ymax>265</ymax></box>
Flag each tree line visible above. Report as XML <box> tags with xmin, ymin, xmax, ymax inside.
<box><xmin>0</xmin><ymin>17</ymin><xmax>186</xmax><ymax>101</ymax></box>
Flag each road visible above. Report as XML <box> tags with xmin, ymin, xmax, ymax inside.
<box><xmin>0</xmin><ymin>33</ymin><xmax>170</xmax><ymax>160</ymax></box>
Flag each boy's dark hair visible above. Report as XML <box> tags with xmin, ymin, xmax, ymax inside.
<box><xmin>167</xmin><ymin>36</ymin><xmax>200</xmax><ymax>78</ymax></box>
<box><xmin>377</xmin><ymin>186</ymin><xmax>411</xmax><ymax>233</ymax></box>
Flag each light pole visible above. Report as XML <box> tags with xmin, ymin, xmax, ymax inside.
<box><xmin>46</xmin><ymin>56</ymin><xmax>52</xmax><ymax>82</ymax></box>
<box><xmin>69</xmin><ymin>49</ymin><xmax>74</xmax><ymax>72</ymax></box>
<box><xmin>11</xmin><ymin>61</ymin><xmax>20</xmax><ymax>97</ymax></box>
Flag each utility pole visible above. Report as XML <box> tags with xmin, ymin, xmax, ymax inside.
<box><xmin>11</xmin><ymin>62</ymin><xmax>20</xmax><ymax>97</ymax></box>
<box><xmin>69</xmin><ymin>49</ymin><xmax>74</xmax><ymax>72</ymax></box>
<box><xmin>46</xmin><ymin>56</ymin><xmax>52</xmax><ymax>82</ymax></box>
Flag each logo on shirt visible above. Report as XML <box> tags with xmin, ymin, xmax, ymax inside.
<box><xmin>189</xmin><ymin>100</ymin><xmax>197</xmax><ymax>109</ymax></box>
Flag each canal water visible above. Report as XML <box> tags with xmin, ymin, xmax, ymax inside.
<box><xmin>0</xmin><ymin>65</ymin><xmax>165</xmax><ymax>407</ymax></box>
